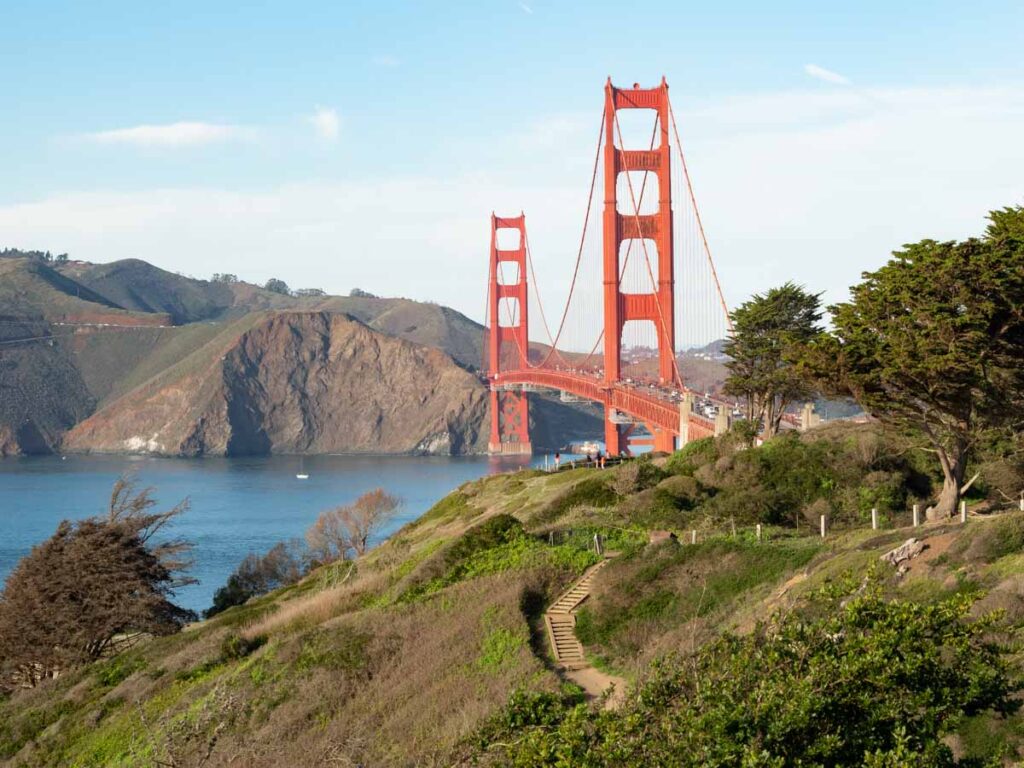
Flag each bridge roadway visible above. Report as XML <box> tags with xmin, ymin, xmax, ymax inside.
<box><xmin>490</xmin><ymin>368</ymin><xmax>718</xmax><ymax>448</ymax></box>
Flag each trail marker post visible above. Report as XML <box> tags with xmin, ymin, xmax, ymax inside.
<box><xmin>871</xmin><ymin>507</ymin><xmax>878</xmax><ymax>530</ymax></box>
<box><xmin>960</xmin><ymin>501</ymin><xmax>967</xmax><ymax>523</ymax></box>
<box><xmin>820</xmin><ymin>515</ymin><xmax>827</xmax><ymax>539</ymax></box>
<box><xmin>913</xmin><ymin>504</ymin><xmax>920</xmax><ymax>527</ymax></box>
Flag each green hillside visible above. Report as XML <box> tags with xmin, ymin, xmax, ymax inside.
<box><xmin>61</xmin><ymin>260</ymin><xmax>237</xmax><ymax>325</ymax></box>
<box><xmin>2</xmin><ymin>423</ymin><xmax>1022</xmax><ymax>766</ymax></box>
<box><xmin>0</xmin><ymin>260</ymin><xmax>154</xmax><ymax>324</ymax></box>
<box><xmin>58</xmin><ymin>260</ymin><xmax>487</xmax><ymax>368</ymax></box>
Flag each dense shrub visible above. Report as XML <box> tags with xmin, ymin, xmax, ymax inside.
<box><xmin>655</xmin><ymin>425</ymin><xmax>938</xmax><ymax>529</ymax></box>
<box><xmin>613</xmin><ymin>457</ymin><xmax>666</xmax><ymax>496</ymax></box>
<box><xmin>443</xmin><ymin>514</ymin><xmax>525</xmax><ymax>568</ymax></box>
<box><xmin>664</xmin><ymin>437</ymin><xmax>716</xmax><ymax>476</ymax></box>
<box><xmin>206</xmin><ymin>540</ymin><xmax>306</xmax><ymax>618</ymax></box>
<box><xmin>955</xmin><ymin>515</ymin><xmax>1024</xmax><ymax>565</ymax></box>
<box><xmin>220</xmin><ymin>632</ymin><xmax>267</xmax><ymax>661</ymax></box>
<box><xmin>534</xmin><ymin>476</ymin><xmax>618</xmax><ymax>525</ymax></box>
<box><xmin>655</xmin><ymin>475</ymin><xmax>701</xmax><ymax>505</ymax></box>
<box><xmin>0</xmin><ymin>478</ymin><xmax>194</xmax><ymax>690</ymax></box>
<box><xmin>477</xmin><ymin>587</ymin><xmax>1021</xmax><ymax>766</ymax></box>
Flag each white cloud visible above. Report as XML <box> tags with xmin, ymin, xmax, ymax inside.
<box><xmin>371</xmin><ymin>54</ymin><xmax>400</xmax><ymax>68</ymax></box>
<box><xmin>804</xmin><ymin>63</ymin><xmax>851</xmax><ymax>85</ymax></box>
<box><xmin>308</xmin><ymin>106</ymin><xmax>340</xmax><ymax>141</ymax></box>
<box><xmin>85</xmin><ymin>122</ymin><xmax>246</xmax><ymax>147</ymax></box>
<box><xmin>519</xmin><ymin>2</ymin><xmax>533</xmax><ymax>14</ymax></box>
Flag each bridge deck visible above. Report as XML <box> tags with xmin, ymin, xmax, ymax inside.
<box><xmin>493</xmin><ymin>368</ymin><xmax>717</xmax><ymax>442</ymax></box>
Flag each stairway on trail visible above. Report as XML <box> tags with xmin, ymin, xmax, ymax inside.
<box><xmin>545</xmin><ymin>558</ymin><xmax>611</xmax><ymax>670</ymax></box>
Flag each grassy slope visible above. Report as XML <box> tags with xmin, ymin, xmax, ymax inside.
<box><xmin>60</xmin><ymin>260</ymin><xmax>487</xmax><ymax>369</ymax></box>
<box><xmin>3</xmin><ymin>433</ymin><xmax>1024</xmax><ymax>766</ymax></box>
<box><xmin>0</xmin><ymin>260</ymin><xmax>155</xmax><ymax>323</ymax></box>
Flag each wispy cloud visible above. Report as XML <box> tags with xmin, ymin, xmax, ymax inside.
<box><xmin>371</xmin><ymin>54</ymin><xmax>400</xmax><ymax>68</ymax></box>
<box><xmin>15</xmin><ymin>84</ymin><xmax>1024</xmax><ymax>326</ymax></box>
<box><xmin>308</xmin><ymin>106</ymin><xmax>340</xmax><ymax>141</ymax></box>
<box><xmin>85</xmin><ymin>122</ymin><xmax>247</xmax><ymax>147</ymax></box>
<box><xmin>804</xmin><ymin>63</ymin><xmax>850</xmax><ymax>85</ymax></box>
<box><xmin>518</xmin><ymin>2</ymin><xmax>533</xmax><ymax>14</ymax></box>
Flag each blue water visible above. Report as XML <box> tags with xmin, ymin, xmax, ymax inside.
<box><xmin>0</xmin><ymin>454</ymin><xmax>538</xmax><ymax>613</ymax></box>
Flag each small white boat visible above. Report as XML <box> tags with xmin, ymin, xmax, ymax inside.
<box><xmin>296</xmin><ymin>473</ymin><xmax>310</xmax><ymax>480</ymax></box>
<box><xmin>296</xmin><ymin>457</ymin><xmax>310</xmax><ymax>480</ymax></box>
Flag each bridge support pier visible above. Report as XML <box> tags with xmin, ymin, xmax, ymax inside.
<box><xmin>489</xmin><ymin>387</ymin><xmax>532</xmax><ymax>455</ymax></box>
<box><xmin>652</xmin><ymin>429</ymin><xmax>675</xmax><ymax>454</ymax></box>
<box><xmin>604</xmin><ymin>407</ymin><xmax>627</xmax><ymax>457</ymax></box>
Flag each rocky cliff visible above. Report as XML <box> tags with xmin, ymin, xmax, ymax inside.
<box><xmin>63</xmin><ymin>312</ymin><xmax>489</xmax><ymax>456</ymax></box>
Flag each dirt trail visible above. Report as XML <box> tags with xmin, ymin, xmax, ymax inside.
<box><xmin>564</xmin><ymin>666</ymin><xmax>626</xmax><ymax>709</ymax></box>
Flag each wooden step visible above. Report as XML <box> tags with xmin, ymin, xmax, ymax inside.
<box><xmin>545</xmin><ymin>558</ymin><xmax>616</xmax><ymax>666</ymax></box>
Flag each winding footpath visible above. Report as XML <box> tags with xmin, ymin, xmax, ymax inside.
<box><xmin>545</xmin><ymin>557</ymin><xmax>626</xmax><ymax>707</ymax></box>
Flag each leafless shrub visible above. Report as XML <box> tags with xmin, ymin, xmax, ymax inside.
<box><xmin>306</xmin><ymin>489</ymin><xmax>401</xmax><ymax>563</ymax></box>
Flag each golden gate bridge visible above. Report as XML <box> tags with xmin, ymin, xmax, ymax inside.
<box><xmin>483</xmin><ymin>77</ymin><xmax>742</xmax><ymax>456</ymax></box>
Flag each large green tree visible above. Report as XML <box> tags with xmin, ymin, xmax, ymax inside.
<box><xmin>723</xmin><ymin>282</ymin><xmax>823</xmax><ymax>438</ymax></box>
<box><xmin>809</xmin><ymin>206</ymin><xmax>1024</xmax><ymax>519</ymax></box>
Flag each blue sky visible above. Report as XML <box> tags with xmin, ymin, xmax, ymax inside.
<box><xmin>2</xmin><ymin>1</ymin><xmax>1023</xmax><ymax>331</ymax></box>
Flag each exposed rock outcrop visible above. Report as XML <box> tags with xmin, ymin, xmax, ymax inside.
<box><xmin>63</xmin><ymin>312</ymin><xmax>489</xmax><ymax>456</ymax></box>
<box><xmin>880</xmin><ymin>538</ymin><xmax>927</xmax><ymax>576</ymax></box>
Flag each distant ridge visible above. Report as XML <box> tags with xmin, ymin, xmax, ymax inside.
<box><xmin>0</xmin><ymin>253</ymin><xmax>599</xmax><ymax>456</ymax></box>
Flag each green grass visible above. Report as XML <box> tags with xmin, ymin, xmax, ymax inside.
<box><xmin>0</xmin><ymin>700</ymin><xmax>77</xmax><ymax>759</ymax></box>
<box><xmin>295</xmin><ymin>628</ymin><xmax>369</xmax><ymax>673</ymax></box>
<box><xmin>575</xmin><ymin>538</ymin><xmax>820</xmax><ymax>658</ymax></box>
<box><xmin>416</xmin><ymin>490</ymin><xmax>474</xmax><ymax>526</ymax></box>
<box><xmin>94</xmin><ymin>654</ymin><xmax>147</xmax><ymax>688</ymax></box>
<box><xmin>532</xmin><ymin>475</ymin><xmax>619</xmax><ymax>525</ymax></box>
<box><xmin>477</xmin><ymin>627</ymin><xmax>525</xmax><ymax>671</ymax></box>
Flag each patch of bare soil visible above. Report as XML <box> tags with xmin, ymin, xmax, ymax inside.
<box><xmin>564</xmin><ymin>666</ymin><xmax>627</xmax><ymax>710</ymax></box>
<box><xmin>904</xmin><ymin>531</ymin><xmax>958</xmax><ymax>576</ymax></box>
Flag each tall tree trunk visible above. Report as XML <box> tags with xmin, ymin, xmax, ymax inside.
<box><xmin>928</xmin><ymin>442</ymin><xmax>966</xmax><ymax>520</ymax></box>
<box><xmin>762</xmin><ymin>396</ymin><xmax>778</xmax><ymax>439</ymax></box>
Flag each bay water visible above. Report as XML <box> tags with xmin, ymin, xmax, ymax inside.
<box><xmin>0</xmin><ymin>454</ymin><xmax>539</xmax><ymax>613</ymax></box>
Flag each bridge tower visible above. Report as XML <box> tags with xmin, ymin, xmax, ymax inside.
<box><xmin>602</xmin><ymin>78</ymin><xmax>677</xmax><ymax>455</ymax></box>
<box><xmin>487</xmin><ymin>213</ymin><xmax>532</xmax><ymax>455</ymax></box>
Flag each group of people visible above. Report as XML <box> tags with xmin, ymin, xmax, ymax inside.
<box><xmin>552</xmin><ymin>450</ymin><xmax>608</xmax><ymax>470</ymax></box>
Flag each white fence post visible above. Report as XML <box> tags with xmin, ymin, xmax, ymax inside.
<box><xmin>820</xmin><ymin>515</ymin><xmax>827</xmax><ymax>539</ymax></box>
<box><xmin>912</xmin><ymin>504</ymin><xmax>920</xmax><ymax>527</ymax></box>
<box><xmin>691</xmin><ymin>530</ymin><xmax>697</xmax><ymax>545</ymax></box>
<box><xmin>871</xmin><ymin>507</ymin><xmax>878</xmax><ymax>530</ymax></box>
<box><xmin>756</xmin><ymin>524</ymin><xmax>762</xmax><ymax>542</ymax></box>
<box><xmin>960</xmin><ymin>501</ymin><xmax>967</xmax><ymax>523</ymax></box>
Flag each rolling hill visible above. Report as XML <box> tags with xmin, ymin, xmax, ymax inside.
<box><xmin>0</xmin><ymin>254</ymin><xmax>597</xmax><ymax>456</ymax></box>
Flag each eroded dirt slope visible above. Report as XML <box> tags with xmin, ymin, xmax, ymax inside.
<box><xmin>63</xmin><ymin>312</ymin><xmax>488</xmax><ymax>456</ymax></box>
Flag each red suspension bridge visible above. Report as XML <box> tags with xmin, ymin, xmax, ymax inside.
<box><xmin>484</xmin><ymin>77</ymin><xmax>742</xmax><ymax>456</ymax></box>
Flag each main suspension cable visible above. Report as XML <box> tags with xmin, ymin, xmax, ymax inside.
<box><xmin>515</xmin><ymin>103</ymin><xmax>607</xmax><ymax>370</ymax></box>
<box><xmin>668</xmin><ymin>97</ymin><xmax>733</xmax><ymax>335</ymax></box>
